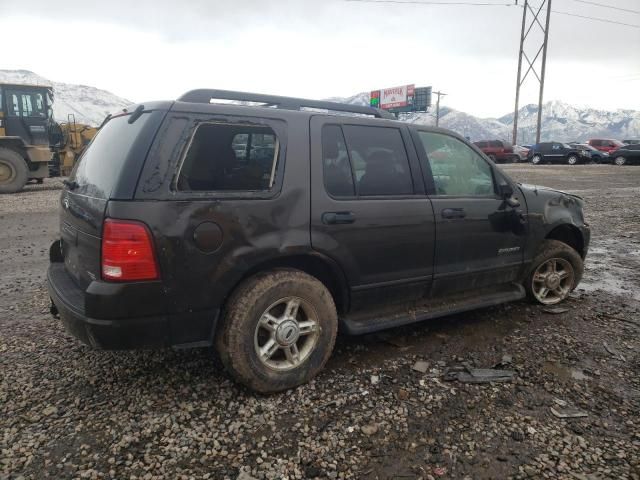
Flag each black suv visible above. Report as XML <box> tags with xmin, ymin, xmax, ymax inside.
<box><xmin>528</xmin><ymin>142</ymin><xmax>587</xmax><ymax>165</ymax></box>
<box><xmin>48</xmin><ymin>90</ymin><xmax>590</xmax><ymax>393</ymax></box>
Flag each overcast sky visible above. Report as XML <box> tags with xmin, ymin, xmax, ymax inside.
<box><xmin>1</xmin><ymin>0</ymin><xmax>639</xmax><ymax>117</ymax></box>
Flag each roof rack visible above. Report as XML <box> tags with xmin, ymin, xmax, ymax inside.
<box><xmin>177</xmin><ymin>89</ymin><xmax>396</xmax><ymax>120</ymax></box>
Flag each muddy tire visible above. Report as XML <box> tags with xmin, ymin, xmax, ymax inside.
<box><xmin>216</xmin><ymin>269</ymin><xmax>338</xmax><ymax>393</ymax></box>
<box><xmin>0</xmin><ymin>147</ymin><xmax>28</xmax><ymax>194</ymax></box>
<box><xmin>525</xmin><ymin>239</ymin><xmax>583</xmax><ymax>305</ymax></box>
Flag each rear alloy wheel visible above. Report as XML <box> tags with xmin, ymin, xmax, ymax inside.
<box><xmin>567</xmin><ymin>155</ymin><xmax>579</xmax><ymax>165</ymax></box>
<box><xmin>216</xmin><ymin>269</ymin><xmax>338</xmax><ymax>393</ymax></box>
<box><xmin>531</xmin><ymin>154</ymin><xmax>542</xmax><ymax>165</ymax></box>
<box><xmin>0</xmin><ymin>147</ymin><xmax>29</xmax><ymax>194</ymax></box>
<box><xmin>614</xmin><ymin>155</ymin><xmax>626</xmax><ymax>166</ymax></box>
<box><xmin>525</xmin><ymin>239</ymin><xmax>583</xmax><ymax>305</ymax></box>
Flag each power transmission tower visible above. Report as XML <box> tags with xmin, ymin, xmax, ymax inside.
<box><xmin>512</xmin><ymin>0</ymin><xmax>552</xmax><ymax>144</ymax></box>
<box><xmin>434</xmin><ymin>91</ymin><xmax>447</xmax><ymax>127</ymax></box>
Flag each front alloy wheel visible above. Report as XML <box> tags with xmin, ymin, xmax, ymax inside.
<box><xmin>614</xmin><ymin>156</ymin><xmax>626</xmax><ymax>166</ymax></box>
<box><xmin>532</xmin><ymin>155</ymin><xmax>542</xmax><ymax>165</ymax></box>
<box><xmin>567</xmin><ymin>155</ymin><xmax>578</xmax><ymax>165</ymax></box>
<box><xmin>531</xmin><ymin>258</ymin><xmax>574</xmax><ymax>304</ymax></box>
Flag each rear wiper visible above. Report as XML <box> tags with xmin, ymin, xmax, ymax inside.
<box><xmin>128</xmin><ymin>105</ymin><xmax>145</xmax><ymax>124</ymax></box>
<box><xmin>62</xmin><ymin>179</ymin><xmax>79</xmax><ymax>190</ymax></box>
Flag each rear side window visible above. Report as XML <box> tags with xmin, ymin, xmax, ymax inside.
<box><xmin>322</xmin><ymin>125</ymin><xmax>413</xmax><ymax>197</ymax></box>
<box><xmin>590</xmin><ymin>140</ymin><xmax>601</xmax><ymax>146</ymax></box>
<box><xmin>177</xmin><ymin>123</ymin><xmax>279</xmax><ymax>192</ymax></box>
<box><xmin>489</xmin><ymin>140</ymin><xmax>502</xmax><ymax>148</ymax></box>
<box><xmin>322</xmin><ymin>125</ymin><xmax>355</xmax><ymax>197</ymax></box>
<box><xmin>71</xmin><ymin>113</ymin><xmax>153</xmax><ymax>199</ymax></box>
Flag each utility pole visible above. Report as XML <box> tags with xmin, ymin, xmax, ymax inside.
<box><xmin>434</xmin><ymin>90</ymin><xmax>447</xmax><ymax>127</ymax></box>
<box><xmin>512</xmin><ymin>0</ymin><xmax>552</xmax><ymax>144</ymax></box>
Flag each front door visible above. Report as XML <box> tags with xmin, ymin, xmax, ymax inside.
<box><xmin>310</xmin><ymin>116</ymin><xmax>436</xmax><ymax>308</ymax></box>
<box><xmin>412</xmin><ymin>130</ymin><xmax>527</xmax><ymax>296</ymax></box>
<box><xmin>3</xmin><ymin>87</ymin><xmax>50</xmax><ymax>145</ymax></box>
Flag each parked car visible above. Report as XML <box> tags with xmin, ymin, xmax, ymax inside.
<box><xmin>527</xmin><ymin>142</ymin><xmax>588</xmax><ymax>165</ymax></box>
<box><xmin>513</xmin><ymin>145</ymin><xmax>530</xmax><ymax>161</ymax></box>
<box><xmin>47</xmin><ymin>90</ymin><xmax>590</xmax><ymax>392</ymax></box>
<box><xmin>587</xmin><ymin>138</ymin><xmax>624</xmax><ymax>155</ymax></box>
<box><xmin>622</xmin><ymin>139</ymin><xmax>640</xmax><ymax>146</ymax></box>
<box><xmin>473</xmin><ymin>140</ymin><xmax>520</xmax><ymax>163</ymax></box>
<box><xmin>568</xmin><ymin>143</ymin><xmax>610</xmax><ymax>163</ymax></box>
<box><xmin>609</xmin><ymin>143</ymin><xmax>640</xmax><ymax>165</ymax></box>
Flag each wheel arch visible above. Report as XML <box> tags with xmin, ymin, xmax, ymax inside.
<box><xmin>223</xmin><ymin>253</ymin><xmax>350</xmax><ymax>315</ymax></box>
<box><xmin>0</xmin><ymin>138</ymin><xmax>29</xmax><ymax>162</ymax></box>
<box><xmin>545</xmin><ymin>224</ymin><xmax>584</xmax><ymax>257</ymax></box>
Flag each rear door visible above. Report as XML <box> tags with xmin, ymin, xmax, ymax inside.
<box><xmin>412</xmin><ymin>129</ymin><xmax>527</xmax><ymax>296</ymax></box>
<box><xmin>310</xmin><ymin>116</ymin><xmax>436</xmax><ymax>308</ymax></box>
<box><xmin>60</xmin><ymin>111</ymin><xmax>163</xmax><ymax>289</ymax></box>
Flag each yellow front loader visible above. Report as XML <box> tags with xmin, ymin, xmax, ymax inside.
<box><xmin>50</xmin><ymin>116</ymin><xmax>98</xmax><ymax>177</ymax></box>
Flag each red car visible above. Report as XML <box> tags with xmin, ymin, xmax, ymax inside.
<box><xmin>473</xmin><ymin>140</ymin><xmax>520</xmax><ymax>163</ymax></box>
<box><xmin>587</xmin><ymin>139</ymin><xmax>624</xmax><ymax>155</ymax></box>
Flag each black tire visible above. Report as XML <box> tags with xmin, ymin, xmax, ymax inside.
<box><xmin>0</xmin><ymin>147</ymin><xmax>29</xmax><ymax>194</ymax></box>
<box><xmin>613</xmin><ymin>155</ymin><xmax>626</xmax><ymax>166</ymax></box>
<box><xmin>524</xmin><ymin>239</ymin><xmax>583</xmax><ymax>305</ymax></box>
<box><xmin>567</xmin><ymin>155</ymin><xmax>579</xmax><ymax>165</ymax></box>
<box><xmin>216</xmin><ymin>269</ymin><xmax>338</xmax><ymax>393</ymax></box>
<box><xmin>531</xmin><ymin>154</ymin><xmax>542</xmax><ymax>165</ymax></box>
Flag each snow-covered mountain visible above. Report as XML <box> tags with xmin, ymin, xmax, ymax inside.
<box><xmin>331</xmin><ymin>92</ymin><xmax>640</xmax><ymax>143</ymax></box>
<box><xmin>2</xmin><ymin>70</ymin><xmax>637</xmax><ymax>141</ymax></box>
<box><xmin>0</xmin><ymin>69</ymin><xmax>131</xmax><ymax>126</ymax></box>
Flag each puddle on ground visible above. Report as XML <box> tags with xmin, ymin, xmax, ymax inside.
<box><xmin>543</xmin><ymin>361</ymin><xmax>590</xmax><ymax>381</ymax></box>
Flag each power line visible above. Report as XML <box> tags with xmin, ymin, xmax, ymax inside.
<box><xmin>345</xmin><ymin>0</ymin><xmax>640</xmax><ymax>28</ymax></box>
<box><xmin>345</xmin><ymin>0</ymin><xmax>514</xmax><ymax>6</ymax></box>
<box><xmin>529</xmin><ymin>5</ymin><xmax>640</xmax><ymax>28</ymax></box>
<box><xmin>568</xmin><ymin>0</ymin><xmax>640</xmax><ymax>15</ymax></box>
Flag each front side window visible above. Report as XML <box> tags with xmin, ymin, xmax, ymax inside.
<box><xmin>418</xmin><ymin>131</ymin><xmax>495</xmax><ymax>196</ymax></box>
<box><xmin>177</xmin><ymin>123</ymin><xmax>279</xmax><ymax>192</ymax></box>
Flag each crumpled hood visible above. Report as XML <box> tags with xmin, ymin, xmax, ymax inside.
<box><xmin>518</xmin><ymin>183</ymin><xmax>584</xmax><ymax>201</ymax></box>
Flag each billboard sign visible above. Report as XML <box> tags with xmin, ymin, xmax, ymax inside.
<box><xmin>376</xmin><ymin>84</ymin><xmax>415</xmax><ymax>110</ymax></box>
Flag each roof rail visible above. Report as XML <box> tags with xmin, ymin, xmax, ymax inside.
<box><xmin>177</xmin><ymin>89</ymin><xmax>396</xmax><ymax>120</ymax></box>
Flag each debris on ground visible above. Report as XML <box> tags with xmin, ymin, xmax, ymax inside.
<box><xmin>542</xmin><ymin>307</ymin><xmax>570</xmax><ymax>314</ymax></box>
<box><xmin>603</xmin><ymin>341</ymin><xmax>626</xmax><ymax>361</ymax></box>
<box><xmin>412</xmin><ymin>360</ymin><xmax>429</xmax><ymax>373</ymax></box>
<box><xmin>361</xmin><ymin>424</ymin><xmax>379</xmax><ymax>436</ymax></box>
<box><xmin>443</xmin><ymin>364</ymin><xmax>516</xmax><ymax>383</ymax></box>
<box><xmin>550</xmin><ymin>406</ymin><xmax>589</xmax><ymax>419</ymax></box>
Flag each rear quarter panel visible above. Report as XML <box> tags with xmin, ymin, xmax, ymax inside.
<box><xmin>130</xmin><ymin>106</ymin><xmax>312</xmax><ymax>318</ymax></box>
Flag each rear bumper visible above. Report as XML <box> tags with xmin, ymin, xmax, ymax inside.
<box><xmin>47</xmin><ymin>262</ymin><xmax>218</xmax><ymax>349</ymax></box>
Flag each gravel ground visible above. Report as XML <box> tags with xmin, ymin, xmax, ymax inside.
<box><xmin>1</xmin><ymin>166</ymin><xmax>639</xmax><ymax>480</ymax></box>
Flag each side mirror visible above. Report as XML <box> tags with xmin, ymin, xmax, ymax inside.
<box><xmin>500</xmin><ymin>184</ymin><xmax>520</xmax><ymax>208</ymax></box>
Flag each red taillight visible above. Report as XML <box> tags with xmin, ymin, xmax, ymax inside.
<box><xmin>101</xmin><ymin>219</ymin><xmax>159</xmax><ymax>282</ymax></box>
